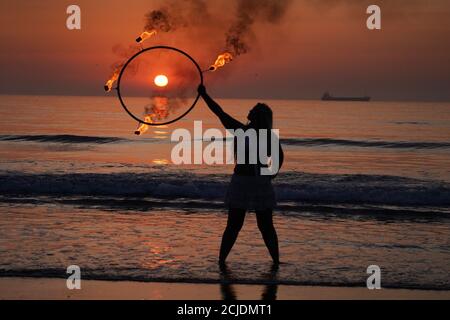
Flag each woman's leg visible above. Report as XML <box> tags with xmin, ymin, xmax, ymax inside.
<box><xmin>219</xmin><ymin>208</ymin><xmax>246</xmax><ymax>264</ymax></box>
<box><xmin>255</xmin><ymin>210</ymin><xmax>279</xmax><ymax>263</ymax></box>
<box><xmin>219</xmin><ymin>263</ymin><xmax>237</xmax><ymax>300</ymax></box>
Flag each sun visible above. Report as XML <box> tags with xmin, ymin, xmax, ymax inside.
<box><xmin>154</xmin><ymin>74</ymin><xmax>168</xmax><ymax>87</ymax></box>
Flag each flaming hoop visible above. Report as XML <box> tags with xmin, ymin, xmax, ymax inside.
<box><xmin>115</xmin><ymin>46</ymin><xmax>204</xmax><ymax>126</ymax></box>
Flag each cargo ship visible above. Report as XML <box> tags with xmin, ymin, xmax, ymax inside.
<box><xmin>322</xmin><ymin>92</ymin><xmax>371</xmax><ymax>102</ymax></box>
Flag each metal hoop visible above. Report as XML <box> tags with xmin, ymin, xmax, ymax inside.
<box><xmin>117</xmin><ymin>46</ymin><xmax>204</xmax><ymax>126</ymax></box>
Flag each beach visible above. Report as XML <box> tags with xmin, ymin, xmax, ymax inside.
<box><xmin>1</xmin><ymin>277</ymin><xmax>449</xmax><ymax>300</ymax></box>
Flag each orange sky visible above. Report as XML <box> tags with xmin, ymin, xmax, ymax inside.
<box><xmin>1</xmin><ymin>0</ymin><xmax>449</xmax><ymax>100</ymax></box>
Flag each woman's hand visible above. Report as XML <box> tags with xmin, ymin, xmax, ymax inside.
<box><xmin>198</xmin><ymin>84</ymin><xmax>207</xmax><ymax>97</ymax></box>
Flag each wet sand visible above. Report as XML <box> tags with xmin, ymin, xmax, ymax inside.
<box><xmin>0</xmin><ymin>277</ymin><xmax>449</xmax><ymax>300</ymax></box>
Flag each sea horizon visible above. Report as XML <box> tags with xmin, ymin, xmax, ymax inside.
<box><xmin>1</xmin><ymin>93</ymin><xmax>449</xmax><ymax>104</ymax></box>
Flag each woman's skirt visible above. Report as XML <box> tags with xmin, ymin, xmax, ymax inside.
<box><xmin>225</xmin><ymin>174</ymin><xmax>276</xmax><ymax>211</ymax></box>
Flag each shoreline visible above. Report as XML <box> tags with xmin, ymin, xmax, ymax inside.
<box><xmin>1</xmin><ymin>277</ymin><xmax>449</xmax><ymax>300</ymax></box>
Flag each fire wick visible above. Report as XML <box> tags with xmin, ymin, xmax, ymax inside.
<box><xmin>202</xmin><ymin>67</ymin><xmax>215</xmax><ymax>73</ymax></box>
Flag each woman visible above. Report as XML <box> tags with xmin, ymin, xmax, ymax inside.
<box><xmin>198</xmin><ymin>84</ymin><xmax>284</xmax><ymax>265</ymax></box>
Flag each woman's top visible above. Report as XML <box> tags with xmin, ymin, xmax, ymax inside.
<box><xmin>202</xmin><ymin>93</ymin><xmax>283</xmax><ymax>177</ymax></box>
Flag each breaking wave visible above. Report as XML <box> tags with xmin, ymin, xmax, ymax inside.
<box><xmin>0</xmin><ymin>134</ymin><xmax>126</xmax><ymax>144</ymax></box>
<box><xmin>1</xmin><ymin>171</ymin><xmax>449</xmax><ymax>208</ymax></box>
<box><xmin>280</xmin><ymin>138</ymin><xmax>450</xmax><ymax>150</ymax></box>
<box><xmin>2</xmin><ymin>134</ymin><xmax>450</xmax><ymax>150</ymax></box>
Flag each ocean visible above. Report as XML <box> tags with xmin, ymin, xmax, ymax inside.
<box><xmin>0</xmin><ymin>95</ymin><xmax>449</xmax><ymax>290</ymax></box>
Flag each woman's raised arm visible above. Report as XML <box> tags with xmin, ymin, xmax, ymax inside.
<box><xmin>198</xmin><ymin>85</ymin><xmax>245</xmax><ymax>131</ymax></box>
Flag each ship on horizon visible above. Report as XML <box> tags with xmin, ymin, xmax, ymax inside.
<box><xmin>322</xmin><ymin>92</ymin><xmax>371</xmax><ymax>102</ymax></box>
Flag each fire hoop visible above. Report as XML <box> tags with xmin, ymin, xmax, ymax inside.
<box><xmin>116</xmin><ymin>46</ymin><xmax>204</xmax><ymax>126</ymax></box>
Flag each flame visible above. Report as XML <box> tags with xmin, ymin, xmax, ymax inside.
<box><xmin>134</xmin><ymin>97</ymin><xmax>169</xmax><ymax>135</ymax></box>
<box><xmin>104</xmin><ymin>68</ymin><xmax>120</xmax><ymax>92</ymax></box>
<box><xmin>134</xmin><ymin>115</ymin><xmax>153</xmax><ymax>135</ymax></box>
<box><xmin>209</xmin><ymin>52</ymin><xmax>233</xmax><ymax>71</ymax></box>
<box><xmin>136</xmin><ymin>30</ymin><xmax>157</xmax><ymax>43</ymax></box>
<box><xmin>105</xmin><ymin>29</ymin><xmax>157</xmax><ymax>92</ymax></box>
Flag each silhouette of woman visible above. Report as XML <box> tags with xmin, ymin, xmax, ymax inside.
<box><xmin>198</xmin><ymin>85</ymin><xmax>284</xmax><ymax>265</ymax></box>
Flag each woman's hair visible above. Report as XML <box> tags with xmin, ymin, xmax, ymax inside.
<box><xmin>236</xmin><ymin>103</ymin><xmax>274</xmax><ymax>161</ymax></box>
<box><xmin>249</xmin><ymin>103</ymin><xmax>273</xmax><ymax>130</ymax></box>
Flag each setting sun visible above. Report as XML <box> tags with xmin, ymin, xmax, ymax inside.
<box><xmin>154</xmin><ymin>74</ymin><xmax>168</xmax><ymax>87</ymax></box>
